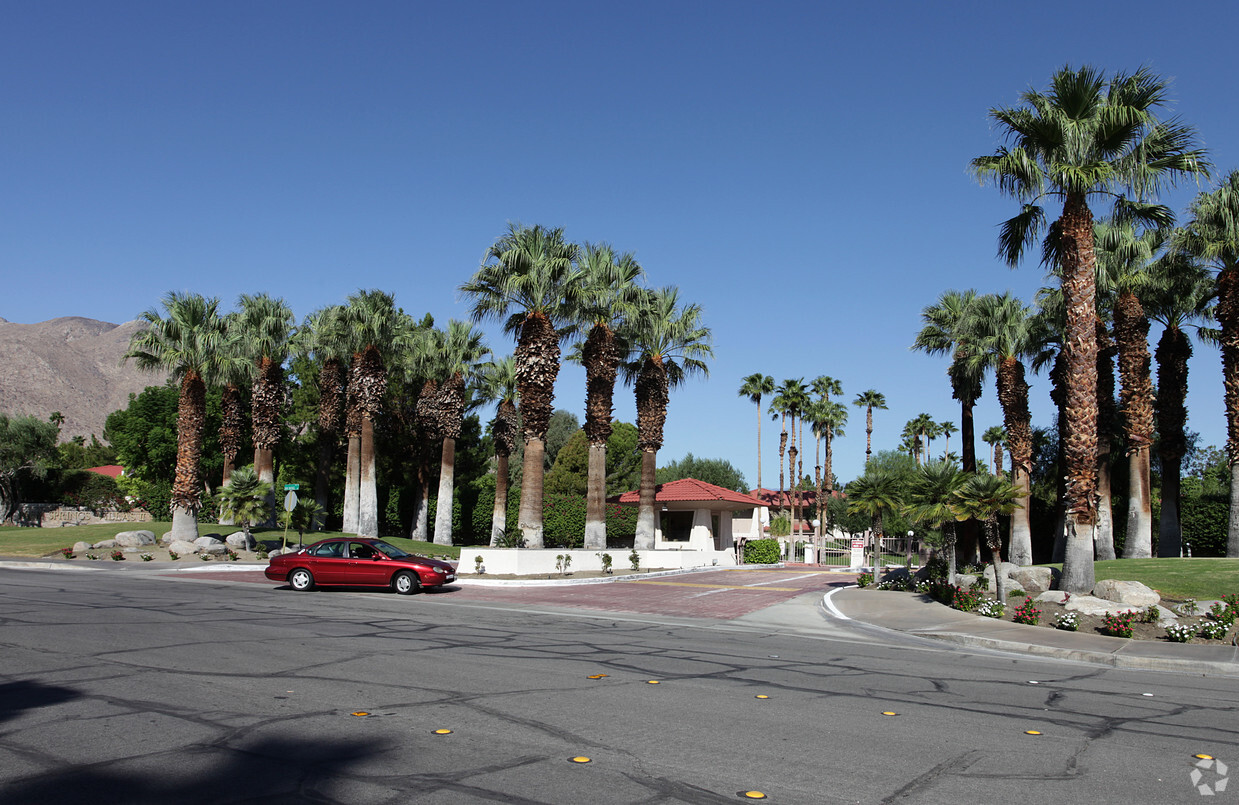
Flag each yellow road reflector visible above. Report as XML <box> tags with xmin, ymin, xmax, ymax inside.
<box><xmin>742</xmin><ymin>792</ymin><xmax>767</xmax><ymax>799</ymax></box>
<box><xmin>587</xmin><ymin>674</ymin><xmax>608</xmax><ymax>679</ymax></box>
<box><xmin>351</xmin><ymin>712</ymin><xmax>370</xmax><ymax>717</ymax></box>
<box><xmin>1196</xmin><ymin>754</ymin><xmax>1214</xmax><ymax>760</ymax></box>
<box><xmin>647</xmin><ymin>680</ymin><xmax>661</xmax><ymax>684</ymax></box>
<box><xmin>433</xmin><ymin>729</ymin><xmax>453</xmax><ymax>735</ymax></box>
<box><xmin>755</xmin><ymin>695</ymin><xmax>770</xmax><ymax>699</ymax></box>
<box><xmin>1025</xmin><ymin>730</ymin><xmax>1042</xmax><ymax>735</ymax></box>
<box><xmin>570</xmin><ymin>756</ymin><xmax>591</xmax><ymax>763</ymax></box>
<box><xmin>881</xmin><ymin>711</ymin><xmax>897</xmax><ymax>716</ymax></box>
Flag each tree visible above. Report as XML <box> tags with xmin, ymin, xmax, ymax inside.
<box><xmin>123</xmin><ymin>292</ymin><xmax>231</xmax><ymax>540</ymax></box>
<box><xmin>914</xmin><ymin>290</ymin><xmax>985</xmax><ymax>477</ymax></box>
<box><xmin>461</xmin><ymin>223</ymin><xmax>582</xmax><ymax>548</ymax></box>
<box><xmin>575</xmin><ymin>242</ymin><xmax>644</xmax><ymax>549</ymax></box>
<box><xmin>213</xmin><ymin>465</ymin><xmax>271</xmax><ymax>549</ymax></box>
<box><xmin>938</xmin><ymin>421</ymin><xmax>958</xmax><ymax>460</ymax></box>
<box><xmin>846</xmin><ymin>466</ymin><xmax>903</xmax><ymax>575</ymax></box>
<box><xmin>738</xmin><ymin>373</ymin><xmax>775</xmax><ymax>494</ymax></box>
<box><xmin>904</xmin><ymin>460</ymin><xmax>966</xmax><ymax>585</ymax></box>
<box><xmin>237</xmin><ymin>293</ymin><xmax>295</xmax><ymax>525</ymax></box>
<box><xmin>428</xmin><ymin>320</ymin><xmax>489</xmax><ymax>546</ymax></box>
<box><xmin>1180</xmin><ymin>171</ymin><xmax>1239</xmax><ymax>557</ymax></box>
<box><xmin>852</xmin><ymin>390</ymin><xmax>887</xmax><ymax>466</ymax></box>
<box><xmin>298</xmin><ymin>305</ymin><xmax>351</xmax><ymax>530</ymax></box>
<box><xmin>981</xmin><ymin>426</ymin><xmax>1006</xmax><ymax>474</ymax></box>
<box><xmin>215</xmin><ymin>312</ymin><xmax>250</xmax><ymax>496</ymax></box>
<box><xmin>477</xmin><ymin>356</ymin><xmax>519</xmax><ymax>545</ymax></box>
<box><xmin>972</xmin><ymin>65</ymin><xmax>1208</xmax><ymax>591</ymax></box>
<box><xmin>953</xmin><ymin>472</ymin><xmax>1024</xmax><ymax>602</ymax></box>
<box><xmin>966</xmin><ymin>292</ymin><xmax>1036</xmax><ymax>566</ymax></box>
<box><xmin>545</xmin><ymin>410</ymin><xmax>581</xmax><ymax>470</ymax></box>
<box><xmin>0</xmin><ymin>414</ymin><xmax>59</xmax><ymax>523</ymax></box>
<box><xmin>771</xmin><ymin>378</ymin><xmax>809</xmax><ymax>532</ymax></box>
<box><xmin>808</xmin><ymin>399</ymin><xmax>846</xmax><ymax>541</ymax></box>
<box><xmin>656</xmin><ymin>452</ymin><xmax>747</xmax><ymax>492</ymax></box>
<box><xmin>623</xmin><ymin>287</ymin><xmax>713</xmax><ymax>549</ymax></box>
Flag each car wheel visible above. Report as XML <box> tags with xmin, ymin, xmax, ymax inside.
<box><xmin>289</xmin><ymin>568</ymin><xmax>315</xmax><ymax>592</ymax></box>
<box><xmin>393</xmin><ymin>571</ymin><xmax>420</xmax><ymax>595</ymax></box>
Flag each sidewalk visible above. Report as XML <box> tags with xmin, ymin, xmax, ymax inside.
<box><xmin>825</xmin><ymin>586</ymin><xmax>1239</xmax><ymax>677</ymax></box>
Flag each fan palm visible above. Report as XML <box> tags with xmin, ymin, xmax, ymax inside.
<box><xmin>622</xmin><ymin>287</ymin><xmax>713</xmax><ymax>549</ymax></box>
<box><xmin>237</xmin><ymin>293</ymin><xmax>295</xmax><ymax>525</ymax></box>
<box><xmin>972</xmin><ymin>64</ymin><xmax>1209</xmax><ymax>591</ymax></box>
<box><xmin>981</xmin><ymin>426</ymin><xmax>1006</xmax><ymax>474</ymax></box>
<box><xmin>846</xmin><ymin>467</ymin><xmax>903</xmax><ymax>575</ymax></box>
<box><xmin>938</xmin><ymin>421</ymin><xmax>958</xmax><ymax>460</ymax></box>
<box><xmin>905</xmin><ymin>460</ymin><xmax>966</xmax><ymax>585</ymax></box>
<box><xmin>914</xmin><ymin>290</ymin><xmax>987</xmax><ymax>475</ymax></box>
<box><xmin>738</xmin><ymin>373</ymin><xmax>775</xmax><ymax>497</ymax></box>
<box><xmin>461</xmin><ymin>223</ymin><xmax>582</xmax><ymax>548</ymax></box>
<box><xmin>952</xmin><ymin>472</ymin><xmax>1024</xmax><ymax>602</ymax></box>
<box><xmin>477</xmin><ymin>356</ymin><xmax>520</xmax><ymax>545</ymax></box>
<box><xmin>429</xmin><ymin>321</ymin><xmax>490</xmax><ymax>546</ymax></box>
<box><xmin>852</xmin><ymin>390</ymin><xmax>887</xmax><ymax>466</ymax></box>
<box><xmin>809</xmin><ymin>399</ymin><xmax>847</xmax><ymax>540</ymax></box>
<box><xmin>213</xmin><ymin>465</ymin><xmax>271</xmax><ymax>549</ymax></box>
<box><xmin>123</xmin><ymin>292</ymin><xmax>231</xmax><ymax>541</ymax></box>
<box><xmin>299</xmin><ymin>305</ymin><xmax>351</xmax><ymax>529</ymax></box>
<box><xmin>216</xmin><ymin>312</ymin><xmax>250</xmax><ymax>493</ymax></box>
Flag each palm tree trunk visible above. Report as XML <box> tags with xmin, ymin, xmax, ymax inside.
<box><xmin>358</xmin><ymin>417</ymin><xmax>378</xmax><ymax>537</ymax></box>
<box><xmin>1122</xmin><ymin>450</ymin><xmax>1153</xmax><ymax>558</ymax></box>
<box><xmin>756</xmin><ymin>401</ymin><xmax>763</xmax><ymax>494</ymax></box>
<box><xmin>518</xmin><ymin>437</ymin><xmax>546</xmax><ymax>548</ymax></box>
<box><xmin>865</xmin><ymin>407</ymin><xmax>873</xmax><ymax>465</ymax></box>
<box><xmin>169</xmin><ymin>372</ymin><xmax>206</xmax><ymax>542</ymax></box>
<box><xmin>1218</xmin><ymin>265</ymin><xmax>1239</xmax><ymax>557</ymax></box>
<box><xmin>411</xmin><ymin>475</ymin><xmax>430</xmax><ymax>542</ymax></box>
<box><xmin>1095</xmin><ymin>322</ymin><xmax>1118</xmax><ymax>560</ymax></box>
<box><xmin>1116</xmin><ymin>292</ymin><xmax>1154</xmax><ymax>558</ymax></box>
<box><xmin>491</xmin><ymin>453</ymin><xmax>509</xmax><ymax>546</ymax></box>
<box><xmin>1156</xmin><ymin>325</ymin><xmax>1190</xmax><ymax>557</ymax></box>
<box><xmin>343</xmin><ymin>435</ymin><xmax>360</xmax><ymax>533</ymax></box>
<box><xmin>584</xmin><ymin>443</ymin><xmax>607</xmax><ymax>549</ymax></box>
<box><xmin>1159</xmin><ymin>470</ymin><xmax>1182</xmax><ymax>557</ymax></box>
<box><xmin>434</xmin><ymin>437</ymin><xmax>455</xmax><ymax>545</ymax></box>
<box><xmin>996</xmin><ymin>357</ymin><xmax>1033</xmax><ymax>566</ymax></box>
<box><xmin>314</xmin><ymin>438</ymin><xmax>333</xmax><ymax>531</ymax></box>
<box><xmin>254</xmin><ymin>446</ymin><xmax>275</xmax><ymax>526</ymax></box>
<box><xmin>635</xmin><ymin>448</ymin><xmax>658</xmax><ymax>550</ymax></box>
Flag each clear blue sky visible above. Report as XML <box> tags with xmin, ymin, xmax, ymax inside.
<box><xmin>5</xmin><ymin>1</ymin><xmax>1238</xmax><ymax>487</ymax></box>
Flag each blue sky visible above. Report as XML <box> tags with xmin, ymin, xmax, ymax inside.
<box><xmin>5</xmin><ymin>1</ymin><xmax>1238</xmax><ymax>487</ymax></box>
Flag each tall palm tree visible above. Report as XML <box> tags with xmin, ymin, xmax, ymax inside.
<box><xmin>772</xmin><ymin>379</ymin><xmax>810</xmax><ymax>534</ymax></box>
<box><xmin>342</xmin><ymin>290</ymin><xmax>410</xmax><ymax>537</ymax></box>
<box><xmin>972</xmin><ymin>65</ymin><xmax>1209</xmax><ymax>591</ymax></box>
<box><xmin>738</xmin><ymin>373</ymin><xmax>775</xmax><ymax>496</ymax></box>
<box><xmin>623</xmin><ymin>287</ymin><xmax>713</xmax><ymax>549</ymax></box>
<box><xmin>123</xmin><ymin>292</ymin><xmax>230</xmax><ymax>541</ymax></box>
<box><xmin>852</xmin><ymin>390</ymin><xmax>887</xmax><ymax>466</ymax></box>
<box><xmin>216</xmin><ymin>312</ymin><xmax>250</xmax><ymax>493</ymax></box>
<box><xmin>952</xmin><ymin>472</ymin><xmax>1024</xmax><ymax>602</ymax></box>
<box><xmin>237</xmin><ymin>293</ymin><xmax>295</xmax><ymax>525</ymax></box>
<box><xmin>1145</xmin><ymin>252</ymin><xmax>1214</xmax><ymax>557</ymax></box>
<box><xmin>769</xmin><ymin>392</ymin><xmax>790</xmax><ymax>515</ymax></box>
<box><xmin>478</xmin><ymin>356</ymin><xmax>519</xmax><ymax>545</ymax></box>
<box><xmin>575</xmin><ymin>242</ymin><xmax>644</xmax><ymax>549</ymax></box>
<box><xmin>938</xmin><ymin>421</ymin><xmax>958</xmax><ymax>460</ymax></box>
<box><xmin>905</xmin><ymin>413</ymin><xmax>935</xmax><ymax>466</ymax></box>
<box><xmin>905</xmin><ymin>460</ymin><xmax>966</xmax><ymax>585</ymax></box>
<box><xmin>1180</xmin><ymin>171</ymin><xmax>1239</xmax><ymax>557</ymax></box>
<box><xmin>809</xmin><ymin>399</ymin><xmax>847</xmax><ymax>540</ymax></box>
<box><xmin>914</xmin><ymin>290</ymin><xmax>985</xmax><ymax>476</ymax></box>
<box><xmin>299</xmin><ymin>305</ymin><xmax>351</xmax><ymax>530</ymax></box>
<box><xmin>966</xmin><ymin>292</ymin><xmax>1036</xmax><ymax>566</ymax></box>
<box><xmin>461</xmin><ymin>223</ymin><xmax>582</xmax><ymax>549</ymax></box>
<box><xmin>981</xmin><ymin>426</ymin><xmax>1006</xmax><ymax>474</ymax></box>
<box><xmin>429</xmin><ymin>321</ymin><xmax>489</xmax><ymax>546</ymax></box>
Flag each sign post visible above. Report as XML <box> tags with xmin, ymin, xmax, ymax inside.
<box><xmin>281</xmin><ymin>485</ymin><xmax>300</xmax><ymax>549</ymax></box>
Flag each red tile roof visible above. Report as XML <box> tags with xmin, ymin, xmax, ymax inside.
<box><xmin>85</xmin><ymin>465</ymin><xmax>124</xmax><ymax>478</ymax></box>
<box><xmin>612</xmin><ymin>478</ymin><xmax>763</xmax><ymax>506</ymax></box>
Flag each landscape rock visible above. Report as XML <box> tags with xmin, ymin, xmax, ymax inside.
<box><xmin>193</xmin><ymin>536</ymin><xmax>226</xmax><ymax>554</ymax></box>
<box><xmin>159</xmin><ymin>533</ymin><xmax>175</xmax><ymax>546</ymax></box>
<box><xmin>93</xmin><ymin>539</ymin><xmax>116</xmax><ymax>549</ymax></box>
<box><xmin>880</xmin><ymin>567</ymin><xmax>910</xmax><ymax>582</ymax></box>
<box><xmin>954</xmin><ymin>573</ymin><xmax>978</xmax><ymax>589</ymax></box>
<box><xmin>72</xmin><ymin>541</ymin><xmax>93</xmax><ymax>553</ymax></box>
<box><xmin>1059</xmin><ymin>594</ymin><xmax>1145</xmax><ymax>618</ymax></box>
<box><xmin>168</xmin><ymin>540</ymin><xmax>199</xmax><ymax>556</ymax></box>
<box><xmin>982</xmin><ymin>562</ymin><xmax>1021</xmax><ymax>582</ymax></box>
<box><xmin>114</xmin><ymin>530</ymin><xmax>156</xmax><ymax>548</ymax></box>
<box><xmin>224</xmin><ymin>532</ymin><xmax>255</xmax><ymax>550</ymax></box>
<box><xmin>1011</xmin><ymin>566</ymin><xmax>1054</xmax><ymax>594</ymax></box>
<box><xmin>1092</xmin><ymin>579</ymin><xmax>1160</xmax><ymax>607</ymax></box>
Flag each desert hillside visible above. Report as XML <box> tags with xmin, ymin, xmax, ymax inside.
<box><xmin>0</xmin><ymin>316</ymin><xmax>167</xmax><ymax>442</ymax></box>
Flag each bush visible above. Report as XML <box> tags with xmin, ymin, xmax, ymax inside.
<box><xmin>857</xmin><ymin>572</ymin><xmax>873</xmax><ymax>588</ymax></box>
<box><xmin>1100</xmin><ymin>610</ymin><xmax>1136</xmax><ymax>638</ymax></box>
<box><xmin>1165</xmin><ymin>623</ymin><xmax>1193</xmax><ymax>643</ymax></box>
<box><xmin>1012</xmin><ymin>597</ymin><xmax>1041</xmax><ymax>625</ymax></box>
<box><xmin>952</xmin><ymin>585</ymin><xmax>983</xmax><ymax>612</ymax></box>
<box><xmin>1053</xmin><ymin>612</ymin><xmax>1080</xmax><ymax>631</ymax></box>
<box><xmin>1180</xmin><ymin>494</ymin><xmax>1228</xmax><ymax>556</ymax></box>
<box><xmin>744</xmin><ymin>538</ymin><xmax>781</xmax><ymax>564</ymax></box>
<box><xmin>1199</xmin><ymin>620</ymin><xmax>1227</xmax><ymax>640</ymax></box>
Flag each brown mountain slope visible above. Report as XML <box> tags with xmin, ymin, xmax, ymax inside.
<box><xmin>0</xmin><ymin>317</ymin><xmax>168</xmax><ymax>442</ymax></box>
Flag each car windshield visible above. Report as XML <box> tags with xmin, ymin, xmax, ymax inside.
<box><xmin>372</xmin><ymin>540</ymin><xmax>411</xmax><ymax>559</ymax></box>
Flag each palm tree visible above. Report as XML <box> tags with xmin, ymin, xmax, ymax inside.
<box><xmin>769</xmin><ymin>392</ymin><xmax>790</xmax><ymax>515</ymax></box>
<box><xmin>846</xmin><ymin>467</ymin><xmax>903</xmax><ymax>575</ymax></box>
<box><xmin>623</xmin><ymin>287</ymin><xmax>713</xmax><ymax>549</ymax></box>
<box><xmin>477</xmin><ymin>356</ymin><xmax>519</xmax><ymax>545</ymax></box>
<box><xmin>972</xmin><ymin>65</ymin><xmax>1209</xmax><ymax>591</ymax></box>
<box><xmin>429</xmin><ymin>321</ymin><xmax>490</xmax><ymax>546</ymax></box>
<box><xmin>904</xmin><ymin>413</ymin><xmax>935</xmax><ymax>466</ymax></box>
<box><xmin>299</xmin><ymin>305</ymin><xmax>351</xmax><ymax>530</ymax></box>
<box><xmin>342</xmin><ymin>290</ymin><xmax>410</xmax><ymax>537</ymax></box>
<box><xmin>981</xmin><ymin>426</ymin><xmax>1006</xmax><ymax>474</ymax></box>
<box><xmin>237</xmin><ymin>293</ymin><xmax>295</xmax><ymax>525</ymax></box>
<box><xmin>576</xmin><ymin>243</ymin><xmax>644</xmax><ymax>549</ymax></box>
<box><xmin>966</xmin><ymin>292</ymin><xmax>1036</xmax><ymax>566</ymax></box>
<box><xmin>1145</xmin><ymin>252</ymin><xmax>1214</xmax><ymax>557</ymax></box>
<box><xmin>216</xmin><ymin>312</ymin><xmax>250</xmax><ymax>495</ymax></box>
<box><xmin>213</xmin><ymin>465</ymin><xmax>271</xmax><ymax>550</ymax></box>
<box><xmin>938</xmin><ymin>421</ymin><xmax>958</xmax><ymax>460</ymax></box>
<box><xmin>1180</xmin><ymin>171</ymin><xmax>1239</xmax><ymax>558</ymax></box>
<box><xmin>738</xmin><ymin>373</ymin><xmax>775</xmax><ymax>497</ymax></box>
<box><xmin>905</xmin><ymin>460</ymin><xmax>966</xmax><ymax>585</ymax></box>
<box><xmin>952</xmin><ymin>472</ymin><xmax>1024</xmax><ymax>602</ymax></box>
<box><xmin>461</xmin><ymin>223</ymin><xmax>582</xmax><ymax>549</ymax></box>
<box><xmin>809</xmin><ymin>399</ymin><xmax>847</xmax><ymax>540</ymax></box>
<box><xmin>123</xmin><ymin>292</ymin><xmax>230</xmax><ymax>541</ymax></box>
<box><xmin>852</xmin><ymin>390</ymin><xmax>887</xmax><ymax>466</ymax></box>
<box><xmin>772</xmin><ymin>379</ymin><xmax>810</xmax><ymax>535</ymax></box>
<box><xmin>914</xmin><ymin>290</ymin><xmax>986</xmax><ymax>476</ymax></box>
<box><xmin>809</xmin><ymin>376</ymin><xmax>843</xmax><ymax>532</ymax></box>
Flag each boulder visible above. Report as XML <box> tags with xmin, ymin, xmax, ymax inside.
<box><xmin>72</xmin><ymin>541</ymin><xmax>93</xmax><ymax>553</ymax></box>
<box><xmin>1061</xmin><ymin>594</ymin><xmax>1144</xmax><ymax>618</ymax></box>
<box><xmin>954</xmin><ymin>573</ymin><xmax>978</xmax><ymax>589</ymax></box>
<box><xmin>93</xmin><ymin>539</ymin><xmax>117</xmax><ymax>549</ymax></box>
<box><xmin>982</xmin><ymin>562</ymin><xmax>1021</xmax><ymax>582</ymax></box>
<box><xmin>1092</xmin><ymin>579</ymin><xmax>1160</xmax><ymax>608</ymax></box>
<box><xmin>159</xmin><ymin>533</ymin><xmax>174</xmax><ymax>546</ymax></box>
<box><xmin>1011</xmin><ymin>566</ymin><xmax>1055</xmax><ymax>594</ymax></box>
<box><xmin>114</xmin><ymin>530</ymin><xmax>157</xmax><ymax>548</ymax></box>
<box><xmin>224</xmin><ymin>532</ymin><xmax>255</xmax><ymax>550</ymax></box>
<box><xmin>193</xmin><ymin>536</ymin><xmax>226</xmax><ymax>554</ymax></box>
<box><xmin>880</xmin><ymin>567</ymin><xmax>910</xmax><ymax>582</ymax></box>
<box><xmin>168</xmin><ymin>540</ymin><xmax>199</xmax><ymax>556</ymax></box>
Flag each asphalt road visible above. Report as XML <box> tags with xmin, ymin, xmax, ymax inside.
<box><xmin>1</xmin><ymin>567</ymin><xmax>1236</xmax><ymax>804</ymax></box>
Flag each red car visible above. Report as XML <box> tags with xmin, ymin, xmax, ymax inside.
<box><xmin>264</xmin><ymin>538</ymin><xmax>457</xmax><ymax>594</ymax></box>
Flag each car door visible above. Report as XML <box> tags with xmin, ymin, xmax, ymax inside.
<box><xmin>305</xmin><ymin>540</ymin><xmax>347</xmax><ymax>583</ymax></box>
<box><xmin>346</xmin><ymin>542</ymin><xmax>390</xmax><ymax>586</ymax></box>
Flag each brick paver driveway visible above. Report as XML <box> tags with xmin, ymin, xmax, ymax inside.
<box><xmin>199</xmin><ymin>567</ymin><xmax>854</xmax><ymax>620</ymax></box>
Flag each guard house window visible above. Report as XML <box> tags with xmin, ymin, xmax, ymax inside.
<box><xmin>660</xmin><ymin>511</ymin><xmax>693</xmax><ymax>542</ymax></box>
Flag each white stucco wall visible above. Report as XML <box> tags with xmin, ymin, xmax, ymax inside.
<box><xmin>462</xmin><ymin>547</ymin><xmax>737</xmax><ymax>575</ymax></box>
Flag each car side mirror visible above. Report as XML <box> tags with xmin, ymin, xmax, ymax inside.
<box><xmin>371</xmin><ymin>554</ymin><xmax>382</xmax><ymax>561</ymax></box>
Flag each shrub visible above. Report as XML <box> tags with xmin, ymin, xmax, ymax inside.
<box><xmin>1007</xmin><ymin>588</ymin><xmax>1026</xmax><ymax>598</ymax></box>
<box><xmin>1140</xmin><ymin>604</ymin><xmax>1160</xmax><ymax>624</ymax></box>
<box><xmin>1165</xmin><ymin>623</ymin><xmax>1194</xmax><ymax>643</ymax></box>
<box><xmin>1012</xmin><ymin>597</ymin><xmax>1041</xmax><ymax>625</ymax></box>
<box><xmin>168</xmin><ymin>551</ymin><xmax>179</xmax><ymax>561</ymax></box>
<box><xmin>140</xmin><ymin>553</ymin><xmax>153</xmax><ymax>562</ymax></box>
<box><xmin>110</xmin><ymin>550</ymin><xmax>125</xmax><ymax>561</ymax></box>
<box><xmin>1101</xmin><ymin>610</ymin><xmax>1136</xmax><ymax>638</ymax></box>
<box><xmin>743</xmin><ymin>538</ymin><xmax>781</xmax><ymax>565</ymax></box>
<box><xmin>1199</xmin><ymin>620</ymin><xmax>1227</xmax><ymax>640</ymax></box>
<box><xmin>1208</xmin><ymin>602</ymin><xmax>1237</xmax><ymax>627</ymax></box>
<box><xmin>977</xmin><ymin>599</ymin><xmax>1005</xmax><ymax>618</ymax></box>
<box><xmin>1177</xmin><ymin>599</ymin><xmax>1199</xmax><ymax>616</ymax></box>
<box><xmin>768</xmin><ymin>515</ymin><xmax>791</xmax><ymax>537</ymax></box>
<box><xmin>60</xmin><ymin>547</ymin><xmax>75</xmax><ymax>559</ymax></box>
<box><xmin>857</xmin><ymin>572</ymin><xmax>874</xmax><ymax>588</ymax></box>
<box><xmin>952</xmin><ymin>586</ymin><xmax>983</xmax><ymax>612</ymax></box>
<box><xmin>597</xmin><ymin>552</ymin><xmax>613</xmax><ymax>574</ymax></box>
<box><xmin>629</xmin><ymin>548</ymin><xmax>640</xmax><ymax>572</ymax></box>
<box><xmin>1053</xmin><ymin>612</ymin><xmax>1080</xmax><ymax>631</ymax></box>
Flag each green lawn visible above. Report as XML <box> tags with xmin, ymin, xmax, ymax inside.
<box><xmin>0</xmin><ymin>523</ymin><xmax>461</xmax><ymax>560</ymax></box>
<box><xmin>1042</xmin><ymin>558</ymin><xmax>1239</xmax><ymax>601</ymax></box>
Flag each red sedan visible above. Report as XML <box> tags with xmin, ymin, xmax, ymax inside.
<box><xmin>264</xmin><ymin>538</ymin><xmax>457</xmax><ymax>594</ymax></box>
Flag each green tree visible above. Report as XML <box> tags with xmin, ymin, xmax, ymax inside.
<box><xmin>0</xmin><ymin>413</ymin><xmax>59</xmax><ymax>523</ymax></box>
<box><xmin>213</xmin><ymin>465</ymin><xmax>272</xmax><ymax>548</ymax></box>
<box><xmin>852</xmin><ymin>389</ymin><xmax>887</xmax><ymax>467</ymax></box>
<box><xmin>297</xmin><ymin>305</ymin><xmax>351</xmax><ymax>529</ymax></box>
<box><xmin>738</xmin><ymin>373</ymin><xmax>775</xmax><ymax>494</ymax></box>
<box><xmin>905</xmin><ymin>460</ymin><xmax>967</xmax><ymax>584</ymax></box>
<box><xmin>656</xmin><ymin>452</ymin><xmax>747</xmax><ymax>492</ymax></box>
<box><xmin>428</xmin><ymin>320</ymin><xmax>489</xmax><ymax>546</ymax></box>
<box><xmin>953</xmin><ymin>472</ymin><xmax>1024</xmax><ymax>601</ymax></box>
<box><xmin>477</xmin><ymin>356</ymin><xmax>520</xmax><ymax>545</ymax></box>
<box><xmin>973</xmin><ymin>64</ymin><xmax>1209</xmax><ymax>592</ymax></box>
<box><xmin>846</xmin><ymin>466</ymin><xmax>904</xmax><ymax>574</ymax></box>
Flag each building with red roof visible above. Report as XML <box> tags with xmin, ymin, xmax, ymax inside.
<box><xmin>84</xmin><ymin>465</ymin><xmax>124</xmax><ymax>479</ymax></box>
<box><xmin>611</xmin><ymin>478</ymin><xmax>763</xmax><ymax>556</ymax></box>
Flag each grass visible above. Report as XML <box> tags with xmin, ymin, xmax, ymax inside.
<box><xmin>1041</xmin><ymin>557</ymin><xmax>1239</xmax><ymax>601</ymax></box>
<box><xmin>0</xmin><ymin>523</ymin><xmax>462</xmax><ymax>560</ymax></box>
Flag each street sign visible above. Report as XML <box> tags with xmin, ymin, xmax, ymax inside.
<box><xmin>284</xmin><ymin>484</ymin><xmax>300</xmax><ymax>491</ymax></box>
<box><xmin>284</xmin><ymin>491</ymin><xmax>298</xmax><ymax>512</ymax></box>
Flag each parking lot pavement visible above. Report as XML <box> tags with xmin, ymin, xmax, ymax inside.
<box><xmin>205</xmin><ymin>567</ymin><xmax>855</xmax><ymax>620</ymax></box>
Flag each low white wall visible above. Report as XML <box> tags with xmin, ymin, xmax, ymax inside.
<box><xmin>462</xmin><ymin>548</ymin><xmax>737</xmax><ymax>575</ymax></box>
